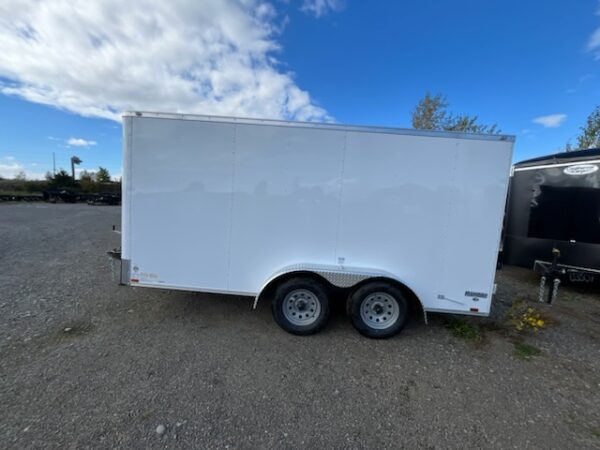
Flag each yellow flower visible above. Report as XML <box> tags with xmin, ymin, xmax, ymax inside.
<box><xmin>537</xmin><ymin>320</ymin><xmax>544</xmax><ymax>327</ymax></box>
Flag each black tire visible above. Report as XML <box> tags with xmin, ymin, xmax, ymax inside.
<box><xmin>347</xmin><ymin>281</ymin><xmax>409</xmax><ymax>339</ymax></box>
<box><xmin>272</xmin><ymin>277</ymin><xmax>331</xmax><ymax>336</ymax></box>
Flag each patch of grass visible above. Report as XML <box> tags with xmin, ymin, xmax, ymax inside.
<box><xmin>513</xmin><ymin>341</ymin><xmax>541</xmax><ymax>360</ymax></box>
<box><xmin>507</xmin><ymin>300</ymin><xmax>547</xmax><ymax>332</ymax></box>
<box><xmin>480</xmin><ymin>321</ymin><xmax>507</xmax><ymax>335</ymax></box>
<box><xmin>445</xmin><ymin>319</ymin><xmax>482</xmax><ymax>342</ymax></box>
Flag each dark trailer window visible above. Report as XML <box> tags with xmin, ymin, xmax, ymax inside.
<box><xmin>528</xmin><ymin>185</ymin><xmax>600</xmax><ymax>244</ymax></box>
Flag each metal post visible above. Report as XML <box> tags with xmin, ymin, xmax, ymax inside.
<box><xmin>549</xmin><ymin>278</ymin><xmax>561</xmax><ymax>304</ymax></box>
<box><xmin>538</xmin><ymin>276</ymin><xmax>546</xmax><ymax>303</ymax></box>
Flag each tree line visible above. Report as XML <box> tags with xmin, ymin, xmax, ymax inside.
<box><xmin>0</xmin><ymin>166</ymin><xmax>119</xmax><ymax>194</ymax></box>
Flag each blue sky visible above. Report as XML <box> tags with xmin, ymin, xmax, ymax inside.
<box><xmin>1</xmin><ymin>0</ymin><xmax>599</xmax><ymax>179</ymax></box>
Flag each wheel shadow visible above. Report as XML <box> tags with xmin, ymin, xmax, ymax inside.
<box><xmin>122</xmin><ymin>283</ymin><xmax>427</xmax><ymax>339</ymax></box>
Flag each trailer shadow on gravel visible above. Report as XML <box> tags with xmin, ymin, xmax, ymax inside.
<box><xmin>134</xmin><ymin>284</ymin><xmax>428</xmax><ymax>340</ymax></box>
<box><xmin>117</xmin><ymin>264</ymin><xmax>599</xmax><ymax>354</ymax></box>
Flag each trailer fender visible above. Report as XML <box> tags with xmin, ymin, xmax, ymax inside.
<box><xmin>254</xmin><ymin>263</ymin><xmax>426</xmax><ymax>323</ymax></box>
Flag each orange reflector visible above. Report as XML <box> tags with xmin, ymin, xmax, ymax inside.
<box><xmin>131</xmin><ymin>278</ymin><xmax>139</xmax><ymax>283</ymax></box>
<box><xmin>470</xmin><ymin>307</ymin><xmax>479</xmax><ymax>312</ymax></box>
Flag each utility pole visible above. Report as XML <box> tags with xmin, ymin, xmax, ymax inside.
<box><xmin>52</xmin><ymin>152</ymin><xmax>56</xmax><ymax>175</ymax></box>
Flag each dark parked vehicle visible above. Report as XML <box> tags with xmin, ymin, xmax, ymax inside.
<box><xmin>87</xmin><ymin>192</ymin><xmax>121</xmax><ymax>206</ymax></box>
<box><xmin>43</xmin><ymin>189</ymin><xmax>77</xmax><ymax>203</ymax></box>
<box><xmin>503</xmin><ymin>148</ymin><xmax>600</xmax><ymax>285</ymax></box>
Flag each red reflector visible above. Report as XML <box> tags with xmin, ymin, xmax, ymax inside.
<box><xmin>131</xmin><ymin>278</ymin><xmax>139</xmax><ymax>283</ymax></box>
<box><xmin>470</xmin><ymin>307</ymin><xmax>479</xmax><ymax>312</ymax></box>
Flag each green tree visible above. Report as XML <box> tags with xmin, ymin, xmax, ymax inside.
<box><xmin>576</xmin><ymin>105</ymin><xmax>600</xmax><ymax>150</ymax></box>
<box><xmin>79</xmin><ymin>170</ymin><xmax>95</xmax><ymax>182</ymax></box>
<box><xmin>47</xmin><ymin>169</ymin><xmax>77</xmax><ymax>188</ymax></box>
<box><xmin>411</xmin><ymin>92</ymin><xmax>500</xmax><ymax>134</ymax></box>
<box><xmin>79</xmin><ymin>170</ymin><xmax>97</xmax><ymax>193</ymax></box>
<box><xmin>96</xmin><ymin>167</ymin><xmax>111</xmax><ymax>182</ymax></box>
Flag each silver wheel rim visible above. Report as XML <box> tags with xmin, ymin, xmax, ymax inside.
<box><xmin>283</xmin><ymin>289</ymin><xmax>321</xmax><ymax>326</ymax></box>
<box><xmin>360</xmin><ymin>292</ymin><xmax>399</xmax><ymax>330</ymax></box>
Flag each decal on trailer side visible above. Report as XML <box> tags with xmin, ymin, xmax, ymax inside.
<box><xmin>563</xmin><ymin>164</ymin><xmax>598</xmax><ymax>176</ymax></box>
<box><xmin>465</xmin><ymin>291</ymin><xmax>488</xmax><ymax>299</ymax></box>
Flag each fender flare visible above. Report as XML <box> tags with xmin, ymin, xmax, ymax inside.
<box><xmin>254</xmin><ymin>263</ymin><xmax>426</xmax><ymax>323</ymax></box>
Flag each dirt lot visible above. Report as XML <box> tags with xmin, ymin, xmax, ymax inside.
<box><xmin>1</xmin><ymin>203</ymin><xmax>599</xmax><ymax>449</ymax></box>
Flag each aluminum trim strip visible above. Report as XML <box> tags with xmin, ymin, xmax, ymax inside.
<box><xmin>513</xmin><ymin>159</ymin><xmax>600</xmax><ymax>172</ymax></box>
<box><xmin>424</xmin><ymin>307</ymin><xmax>489</xmax><ymax>317</ymax></box>
<box><xmin>258</xmin><ymin>263</ymin><xmax>399</xmax><ymax>291</ymax></box>
<box><xmin>123</xmin><ymin>111</ymin><xmax>515</xmax><ymax>143</ymax></box>
<box><xmin>130</xmin><ymin>282</ymin><xmax>256</xmax><ymax>297</ymax></box>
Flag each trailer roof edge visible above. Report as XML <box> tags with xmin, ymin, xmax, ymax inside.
<box><xmin>514</xmin><ymin>147</ymin><xmax>600</xmax><ymax>167</ymax></box>
<box><xmin>122</xmin><ymin>111</ymin><xmax>516</xmax><ymax>143</ymax></box>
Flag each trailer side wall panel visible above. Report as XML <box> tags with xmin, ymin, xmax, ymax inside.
<box><xmin>122</xmin><ymin>113</ymin><xmax>514</xmax><ymax>316</ymax></box>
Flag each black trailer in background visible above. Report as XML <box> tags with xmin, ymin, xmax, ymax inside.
<box><xmin>503</xmin><ymin>148</ymin><xmax>600</xmax><ymax>285</ymax></box>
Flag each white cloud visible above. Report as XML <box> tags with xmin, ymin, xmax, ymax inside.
<box><xmin>588</xmin><ymin>1</ymin><xmax>600</xmax><ymax>59</ymax></box>
<box><xmin>67</xmin><ymin>137</ymin><xmax>97</xmax><ymax>147</ymax></box>
<box><xmin>301</xmin><ymin>0</ymin><xmax>344</xmax><ymax>17</ymax></box>
<box><xmin>532</xmin><ymin>114</ymin><xmax>567</xmax><ymax>128</ymax></box>
<box><xmin>0</xmin><ymin>0</ymin><xmax>329</xmax><ymax>122</ymax></box>
<box><xmin>0</xmin><ymin>159</ymin><xmax>46</xmax><ymax>179</ymax></box>
<box><xmin>588</xmin><ymin>28</ymin><xmax>600</xmax><ymax>59</ymax></box>
<box><xmin>0</xmin><ymin>162</ymin><xmax>24</xmax><ymax>179</ymax></box>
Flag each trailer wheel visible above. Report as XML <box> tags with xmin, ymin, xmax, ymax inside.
<box><xmin>347</xmin><ymin>281</ymin><xmax>408</xmax><ymax>339</ymax></box>
<box><xmin>272</xmin><ymin>277</ymin><xmax>330</xmax><ymax>336</ymax></box>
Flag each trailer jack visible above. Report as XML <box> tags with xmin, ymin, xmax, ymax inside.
<box><xmin>538</xmin><ymin>276</ymin><xmax>560</xmax><ymax>304</ymax></box>
<box><xmin>107</xmin><ymin>248</ymin><xmax>122</xmax><ymax>283</ymax></box>
<box><xmin>536</xmin><ymin>248</ymin><xmax>563</xmax><ymax>304</ymax></box>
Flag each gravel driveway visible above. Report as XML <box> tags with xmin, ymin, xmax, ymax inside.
<box><xmin>1</xmin><ymin>203</ymin><xmax>599</xmax><ymax>449</ymax></box>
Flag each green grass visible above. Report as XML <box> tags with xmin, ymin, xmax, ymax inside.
<box><xmin>513</xmin><ymin>341</ymin><xmax>541</xmax><ymax>360</ymax></box>
<box><xmin>445</xmin><ymin>319</ymin><xmax>482</xmax><ymax>342</ymax></box>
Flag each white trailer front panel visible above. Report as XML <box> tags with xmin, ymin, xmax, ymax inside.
<box><xmin>122</xmin><ymin>112</ymin><xmax>513</xmax><ymax>316</ymax></box>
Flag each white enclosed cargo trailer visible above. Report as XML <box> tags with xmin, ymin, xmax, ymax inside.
<box><xmin>119</xmin><ymin>111</ymin><xmax>514</xmax><ymax>338</ymax></box>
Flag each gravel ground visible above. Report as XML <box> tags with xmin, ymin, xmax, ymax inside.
<box><xmin>1</xmin><ymin>203</ymin><xmax>599</xmax><ymax>449</ymax></box>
